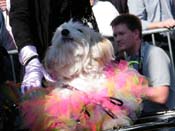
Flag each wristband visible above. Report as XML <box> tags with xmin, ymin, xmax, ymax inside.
<box><xmin>24</xmin><ymin>55</ymin><xmax>38</xmax><ymax>66</ymax></box>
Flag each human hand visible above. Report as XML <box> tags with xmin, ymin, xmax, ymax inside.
<box><xmin>0</xmin><ymin>0</ymin><xmax>6</xmax><ymax>11</ymax></box>
<box><xmin>159</xmin><ymin>19</ymin><xmax>175</xmax><ymax>28</ymax></box>
<box><xmin>21</xmin><ymin>58</ymin><xmax>55</xmax><ymax>94</ymax></box>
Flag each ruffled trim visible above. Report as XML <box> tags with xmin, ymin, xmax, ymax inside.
<box><xmin>20</xmin><ymin>60</ymin><xmax>148</xmax><ymax>131</ymax></box>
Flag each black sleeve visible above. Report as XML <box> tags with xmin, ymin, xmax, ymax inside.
<box><xmin>71</xmin><ymin>0</ymin><xmax>99</xmax><ymax>31</ymax></box>
<box><xmin>9</xmin><ymin>0</ymin><xmax>37</xmax><ymax>51</ymax></box>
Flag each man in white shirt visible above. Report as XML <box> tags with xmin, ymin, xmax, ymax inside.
<box><xmin>91</xmin><ymin>0</ymin><xmax>119</xmax><ymax>37</ymax></box>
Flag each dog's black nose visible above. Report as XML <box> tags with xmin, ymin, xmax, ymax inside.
<box><xmin>61</xmin><ymin>29</ymin><xmax>69</xmax><ymax>36</ymax></box>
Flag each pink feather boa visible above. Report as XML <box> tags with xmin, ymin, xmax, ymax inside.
<box><xmin>20</xmin><ymin>60</ymin><xmax>148</xmax><ymax>131</ymax></box>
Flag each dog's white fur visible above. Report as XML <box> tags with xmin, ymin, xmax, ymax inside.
<box><xmin>42</xmin><ymin>20</ymin><xmax>143</xmax><ymax>130</ymax></box>
<box><xmin>44</xmin><ymin>20</ymin><xmax>115</xmax><ymax>84</ymax></box>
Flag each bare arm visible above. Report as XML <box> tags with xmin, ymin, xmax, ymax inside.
<box><xmin>147</xmin><ymin>19</ymin><xmax>175</xmax><ymax>29</ymax></box>
<box><xmin>142</xmin><ymin>44</ymin><xmax>171</xmax><ymax>105</ymax></box>
<box><xmin>145</xmin><ymin>85</ymin><xmax>169</xmax><ymax>104</ymax></box>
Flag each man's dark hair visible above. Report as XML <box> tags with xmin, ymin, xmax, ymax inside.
<box><xmin>111</xmin><ymin>14</ymin><xmax>142</xmax><ymax>38</ymax></box>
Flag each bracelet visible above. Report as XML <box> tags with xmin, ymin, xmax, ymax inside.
<box><xmin>24</xmin><ymin>55</ymin><xmax>38</xmax><ymax>66</ymax></box>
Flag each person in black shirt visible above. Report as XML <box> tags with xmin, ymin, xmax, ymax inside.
<box><xmin>9</xmin><ymin>0</ymin><xmax>98</xmax><ymax>94</ymax></box>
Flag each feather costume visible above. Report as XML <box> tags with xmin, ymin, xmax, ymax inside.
<box><xmin>20</xmin><ymin>60</ymin><xmax>148</xmax><ymax>131</ymax></box>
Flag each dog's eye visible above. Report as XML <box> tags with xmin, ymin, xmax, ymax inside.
<box><xmin>77</xmin><ymin>29</ymin><xmax>83</xmax><ymax>33</ymax></box>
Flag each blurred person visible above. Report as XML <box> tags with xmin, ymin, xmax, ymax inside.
<box><xmin>0</xmin><ymin>0</ymin><xmax>15</xmax><ymax>50</ymax></box>
<box><xmin>0</xmin><ymin>10</ymin><xmax>20</xmax><ymax>130</ymax></box>
<box><xmin>0</xmin><ymin>9</ymin><xmax>15</xmax><ymax>84</ymax></box>
<box><xmin>90</xmin><ymin>0</ymin><xmax>120</xmax><ymax>55</ymax></box>
<box><xmin>9</xmin><ymin>0</ymin><xmax>98</xmax><ymax>94</ymax></box>
<box><xmin>90</xmin><ymin>0</ymin><xmax>119</xmax><ymax>37</ymax></box>
<box><xmin>106</xmin><ymin>0</ymin><xmax>128</xmax><ymax>14</ymax></box>
<box><xmin>111</xmin><ymin>14</ymin><xmax>175</xmax><ymax>117</ymax></box>
<box><xmin>127</xmin><ymin>0</ymin><xmax>175</xmax><ymax>63</ymax></box>
<box><xmin>128</xmin><ymin>0</ymin><xmax>175</xmax><ymax>32</ymax></box>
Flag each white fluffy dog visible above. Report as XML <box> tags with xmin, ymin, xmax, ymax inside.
<box><xmin>44</xmin><ymin>20</ymin><xmax>115</xmax><ymax>86</ymax></box>
<box><xmin>21</xmin><ymin>20</ymin><xmax>146</xmax><ymax>131</ymax></box>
